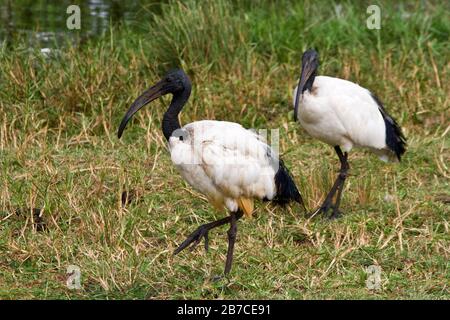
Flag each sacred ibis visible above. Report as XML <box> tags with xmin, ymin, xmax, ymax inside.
<box><xmin>118</xmin><ymin>69</ymin><xmax>303</xmax><ymax>274</ymax></box>
<box><xmin>293</xmin><ymin>49</ymin><xmax>406</xmax><ymax>218</ymax></box>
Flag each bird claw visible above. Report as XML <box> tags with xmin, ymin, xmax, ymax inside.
<box><xmin>310</xmin><ymin>203</ymin><xmax>343</xmax><ymax>220</ymax></box>
<box><xmin>174</xmin><ymin>224</ymin><xmax>210</xmax><ymax>255</ymax></box>
<box><xmin>211</xmin><ymin>273</ymin><xmax>232</xmax><ymax>282</ymax></box>
<box><xmin>310</xmin><ymin>202</ymin><xmax>333</xmax><ymax>217</ymax></box>
<box><xmin>328</xmin><ymin>209</ymin><xmax>343</xmax><ymax>220</ymax></box>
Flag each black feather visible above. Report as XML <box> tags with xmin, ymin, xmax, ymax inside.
<box><xmin>273</xmin><ymin>159</ymin><xmax>304</xmax><ymax>206</ymax></box>
<box><xmin>371</xmin><ymin>93</ymin><xmax>407</xmax><ymax>161</ymax></box>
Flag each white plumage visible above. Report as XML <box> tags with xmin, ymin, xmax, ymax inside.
<box><xmin>292</xmin><ymin>49</ymin><xmax>406</xmax><ymax>218</ymax></box>
<box><xmin>169</xmin><ymin>120</ymin><xmax>278</xmax><ymax>213</ymax></box>
<box><xmin>294</xmin><ymin>76</ymin><xmax>393</xmax><ymax>161</ymax></box>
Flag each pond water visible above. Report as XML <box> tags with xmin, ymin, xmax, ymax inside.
<box><xmin>0</xmin><ymin>0</ymin><xmax>162</xmax><ymax>49</ymax></box>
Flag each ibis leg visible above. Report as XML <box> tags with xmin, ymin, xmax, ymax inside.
<box><xmin>314</xmin><ymin>146</ymin><xmax>349</xmax><ymax>218</ymax></box>
<box><xmin>174</xmin><ymin>211</ymin><xmax>243</xmax><ymax>256</ymax></box>
<box><xmin>224</xmin><ymin>212</ymin><xmax>238</xmax><ymax>275</ymax></box>
<box><xmin>330</xmin><ymin>147</ymin><xmax>349</xmax><ymax>218</ymax></box>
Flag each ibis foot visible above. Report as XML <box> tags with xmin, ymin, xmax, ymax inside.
<box><xmin>174</xmin><ymin>214</ymin><xmax>240</xmax><ymax>255</ymax></box>
<box><xmin>174</xmin><ymin>223</ymin><xmax>213</xmax><ymax>255</ymax></box>
<box><xmin>311</xmin><ymin>199</ymin><xmax>344</xmax><ymax>219</ymax></box>
<box><xmin>211</xmin><ymin>275</ymin><xmax>225</xmax><ymax>282</ymax></box>
<box><xmin>329</xmin><ymin>208</ymin><xmax>343</xmax><ymax>220</ymax></box>
<box><xmin>310</xmin><ymin>198</ymin><xmax>334</xmax><ymax>216</ymax></box>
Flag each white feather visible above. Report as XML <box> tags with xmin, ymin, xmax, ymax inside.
<box><xmin>168</xmin><ymin>120</ymin><xmax>278</xmax><ymax>212</ymax></box>
<box><xmin>294</xmin><ymin>76</ymin><xmax>391</xmax><ymax>159</ymax></box>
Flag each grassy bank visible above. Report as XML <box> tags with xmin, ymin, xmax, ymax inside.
<box><xmin>0</xmin><ymin>0</ymin><xmax>449</xmax><ymax>299</ymax></box>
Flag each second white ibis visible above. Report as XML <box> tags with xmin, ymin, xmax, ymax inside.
<box><xmin>293</xmin><ymin>49</ymin><xmax>406</xmax><ymax>218</ymax></box>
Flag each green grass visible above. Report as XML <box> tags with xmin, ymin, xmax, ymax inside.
<box><xmin>0</xmin><ymin>0</ymin><xmax>449</xmax><ymax>299</ymax></box>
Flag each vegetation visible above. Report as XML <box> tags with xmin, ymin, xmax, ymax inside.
<box><xmin>0</xmin><ymin>0</ymin><xmax>448</xmax><ymax>299</ymax></box>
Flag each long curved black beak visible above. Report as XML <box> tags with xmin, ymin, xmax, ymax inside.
<box><xmin>293</xmin><ymin>60</ymin><xmax>315</xmax><ymax>122</ymax></box>
<box><xmin>118</xmin><ymin>81</ymin><xmax>165</xmax><ymax>139</ymax></box>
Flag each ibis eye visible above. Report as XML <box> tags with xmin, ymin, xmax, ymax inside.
<box><xmin>172</xmin><ymin>128</ymin><xmax>187</xmax><ymax>141</ymax></box>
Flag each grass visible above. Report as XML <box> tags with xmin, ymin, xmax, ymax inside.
<box><xmin>0</xmin><ymin>0</ymin><xmax>449</xmax><ymax>299</ymax></box>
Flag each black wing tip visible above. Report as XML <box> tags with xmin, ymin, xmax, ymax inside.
<box><xmin>393</xmin><ymin>135</ymin><xmax>407</xmax><ymax>161</ymax></box>
<box><xmin>370</xmin><ymin>92</ymin><xmax>407</xmax><ymax>161</ymax></box>
<box><xmin>273</xmin><ymin>159</ymin><xmax>304</xmax><ymax>207</ymax></box>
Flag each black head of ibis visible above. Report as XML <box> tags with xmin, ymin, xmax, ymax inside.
<box><xmin>294</xmin><ymin>49</ymin><xmax>319</xmax><ymax>121</ymax></box>
<box><xmin>118</xmin><ymin>69</ymin><xmax>192</xmax><ymax>141</ymax></box>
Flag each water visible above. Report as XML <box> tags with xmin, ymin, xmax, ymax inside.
<box><xmin>0</xmin><ymin>0</ymin><xmax>162</xmax><ymax>49</ymax></box>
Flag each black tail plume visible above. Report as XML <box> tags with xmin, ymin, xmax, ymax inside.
<box><xmin>273</xmin><ymin>159</ymin><xmax>304</xmax><ymax>208</ymax></box>
<box><xmin>371</xmin><ymin>93</ymin><xmax>407</xmax><ymax>161</ymax></box>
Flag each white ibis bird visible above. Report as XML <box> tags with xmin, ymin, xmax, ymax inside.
<box><xmin>118</xmin><ymin>69</ymin><xmax>303</xmax><ymax>274</ymax></box>
<box><xmin>293</xmin><ymin>49</ymin><xmax>406</xmax><ymax>218</ymax></box>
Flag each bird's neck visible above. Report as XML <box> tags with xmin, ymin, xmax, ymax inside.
<box><xmin>162</xmin><ymin>89</ymin><xmax>190</xmax><ymax>141</ymax></box>
<box><xmin>302</xmin><ymin>71</ymin><xmax>317</xmax><ymax>94</ymax></box>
